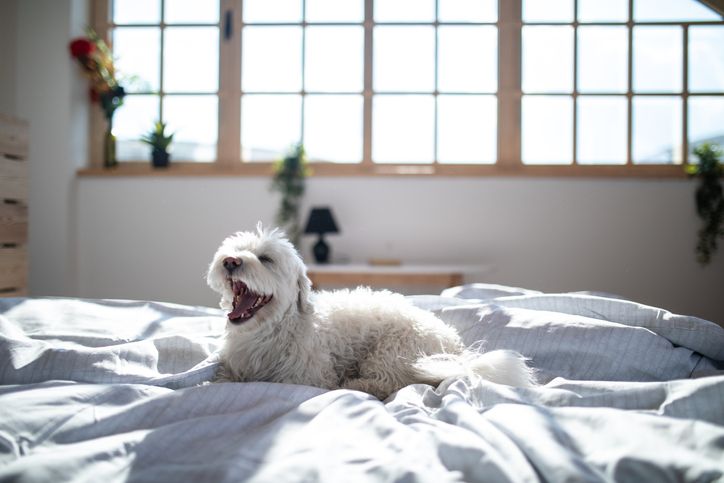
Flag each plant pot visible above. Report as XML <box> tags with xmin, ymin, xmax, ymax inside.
<box><xmin>151</xmin><ymin>149</ymin><xmax>170</xmax><ymax>168</ymax></box>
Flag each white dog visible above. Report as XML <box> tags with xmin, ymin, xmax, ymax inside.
<box><xmin>207</xmin><ymin>225</ymin><xmax>535</xmax><ymax>399</ymax></box>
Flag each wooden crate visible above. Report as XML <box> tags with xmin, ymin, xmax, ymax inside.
<box><xmin>0</xmin><ymin>113</ymin><xmax>28</xmax><ymax>296</ymax></box>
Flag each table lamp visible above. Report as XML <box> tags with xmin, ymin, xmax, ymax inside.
<box><xmin>304</xmin><ymin>207</ymin><xmax>339</xmax><ymax>264</ymax></box>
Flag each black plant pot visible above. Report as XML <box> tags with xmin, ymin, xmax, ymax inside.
<box><xmin>151</xmin><ymin>149</ymin><xmax>170</xmax><ymax>168</ymax></box>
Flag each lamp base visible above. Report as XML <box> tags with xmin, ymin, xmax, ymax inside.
<box><xmin>313</xmin><ymin>236</ymin><xmax>330</xmax><ymax>264</ymax></box>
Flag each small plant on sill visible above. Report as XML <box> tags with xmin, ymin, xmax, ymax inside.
<box><xmin>685</xmin><ymin>143</ymin><xmax>723</xmax><ymax>265</ymax></box>
<box><xmin>141</xmin><ymin>121</ymin><xmax>174</xmax><ymax>168</ymax></box>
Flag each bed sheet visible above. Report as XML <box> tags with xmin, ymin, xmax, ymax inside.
<box><xmin>1</xmin><ymin>287</ymin><xmax>723</xmax><ymax>482</ymax></box>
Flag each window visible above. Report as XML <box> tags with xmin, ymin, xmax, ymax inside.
<box><xmin>88</xmin><ymin>0</ymin><xmax>724</xmax><ymax>176</ymax></box>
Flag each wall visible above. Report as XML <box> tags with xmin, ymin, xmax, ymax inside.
<box><xmin>11</xmin><ymin>0</ymin><xmax>89</xmax><ymax>297</ymax></box>
<box><xmin>77</xmin><ymin>176</ymin><xmax>724</xmax><ymax>324</ymax></box>
<box><xmin>0</xmin><ymin>0</ymin><xmax>18</xmax><ymax>116</ymax></box>
<box><xmin>5</xmin><ymin>1</ymin><xmax>723</xmax><ymax>326</ymax></box>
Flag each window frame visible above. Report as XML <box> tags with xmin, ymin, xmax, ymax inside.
<box><xmin>81</xmin><ymin>0</ymin><xmax>723</xmax><ymax>178</ymax></box>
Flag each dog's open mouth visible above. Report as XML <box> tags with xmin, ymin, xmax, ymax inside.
<box><xmin>227</xmin><ymin>280</ymin><xmax>273</xmax><ymax>323</ymax></box>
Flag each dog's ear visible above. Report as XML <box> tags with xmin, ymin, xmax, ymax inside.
<box><xmin>297</xmin><ymin>272</ymin><xmax>313</xmax><ymax>314</ymax></box>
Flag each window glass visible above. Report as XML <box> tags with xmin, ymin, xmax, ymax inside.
<box><xmin>634</xmin><ymin>0</ymin><xmax>721</xmax><ymax>22</ymax></box>
<box><xmin>522</xmin><ymin>26</ymin><xmax>573</xmax><ymax>93</ymax></box>
<box><xmin>577</xmin><ymin>27</ymin><xmax>628</xmax><ymax>93</ymax></box>
<box><xmin>633</xmin><ymin>27</ymin><xmax>682</xmax><ymax>93</ymax></box>
<box><xmin>438</xmin><ymin>0</ymin><xmax>497</xmax><ymax>22</ymax></box>
<box><xmin>241</xmin><ymin>95</ymin><xmax>302</xmax><ymax>161</ymax></box>
<box><xmin>305</xmin><ymin>27</ymin><xmax>364</xmax><ymax>93</ymax></box>
<box><xmin>373</xmin><ymin>95</ymin><xmax>435</xmax><ymax>163</ymax></box>
<box><xmin>438</xmin><ymin>26</ymin><xmax>497</xmax><ymax>93</ymax></box>
<box><xmin>689</xmin><ymin>27</ymin><xmax>724</xmax><ymax>92</ymax></box>
<box><xmin>244</xmin><ymin>0</ymin><xmax>302</xmax><ymax>22</ymax></box>
<box><xmin>242</xmin><ymin>27</ymin><xmax>302</xmax><ymax>92</ymax></box>
<box><xmin>305</xmin><ymin>0</ymin><xmax>364</xmax><ymax>22</ymax></box>
<box><xmin>374</xmin><ymin>26</ymin><xmax>435</xmax><ymax>92</ymax></box>
<box><xmin>164</xmin><ymin>0</ymin><xmax>219</xmax><ymax>24</ymax></box>
<box><xmin>374</xmin><ymin>0</ymin><xmax>435</xmax><ymax>22</ymax></box>
<box><xmin>522</xmin><ymin>0</ymin><xmax>574</xmax><ymax>22</ymax></box>
<box><xmin>304</xmin><ymin>95</ymin><xmax>363</xmax><ymax>163</ymax></box>
<box><xmin>522</xmin><ymin>96</ymin><xmax>573</xmax><ymax>164</ymax></box>
<box><xmin>113</xmin><ymin>27</ymin><xmax>161</xmax><ymax>93</ymax></box>
<box><xmin>113</xmin><ymin>0</ymin><xmax>161</xmax><ymax>24</ymax></box>
<box><xmin>437</xmin><ymin>95</ymin><xmax>497</xmax><ymax>164</ymax></box>
<box><xmin>578</xmin><ymin>0</ymin><xmax>628</xmax><ymax>22</ymax></box>
<box><xmin>115</xmin><ymin>95</ymin><xmax>160</xmax><ymax>161</ymax></box>
<box><xmin>577</xmin><ymin>96</ymin><xmax>627</xmax><ymax>164</ymax></box>
<box><xmin>164</xmin><ymin>95</ymin><xmax>218</xmax><ymax>162</ymax></box>
<box><xmin>632</xmin><ymin>97</ymin><xmax>682</xmax><ymax>164</ymax></box>
<box><xmin>163</xmin><ymin>27</ymin><xmax>219</xmax><ymax>93</ymax></box>
<box><xmin>688</xmin><ymin>96</ymin><xmax>724</xmax><ymax>154</ymax></box>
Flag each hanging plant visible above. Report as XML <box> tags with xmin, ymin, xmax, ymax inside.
<box><xmin>685</xmin><ymin>143</ymin><xmax>723</xmax><ymax>265</ymax></box>
<box><xmin>271</xmin><ymin>143</ymin><xmax>309</xmax><ymax>246</ymax></box>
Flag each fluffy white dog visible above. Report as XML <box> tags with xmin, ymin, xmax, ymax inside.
<box><xmin>207</xmin><ymin>225</ymin><xmax>535</xmax><ymax>399</ymax></box>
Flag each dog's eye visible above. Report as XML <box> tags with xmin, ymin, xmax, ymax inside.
<box><xmin>258</xmin><ymin>255</ymin><xmax>273</xmax><ymax>264</ymax></box>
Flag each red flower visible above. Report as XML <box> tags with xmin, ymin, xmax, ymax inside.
<box><xmin>69</xmin><ymin>38</ymin><xmax>94</xmax><ymax>58</ymax></box>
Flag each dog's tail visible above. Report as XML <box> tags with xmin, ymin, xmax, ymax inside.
<box><xmin>411</xmin><ymin>349</ymin><xmax>537</xmax><ymax>388</ymax></box>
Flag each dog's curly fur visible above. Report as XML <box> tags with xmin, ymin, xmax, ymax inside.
<box><xmin>207</xmin><ymin>224</ymin><xmax>535</xmax><ymax>399</ymax></box>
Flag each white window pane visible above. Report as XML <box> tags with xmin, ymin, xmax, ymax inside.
<box><xmin>689</xmin><ymin>97</ymin><xmax>724</xmax><ymax>155</ymax></box>
<box><xmin>577</xmin><ymin>96</ymin><xmax>627</xmax><ymax>164</ymax></box>
<box><xmin>438</xmin><ymin>95</ymin><xmax>496</xmax><ymax>164</ymax></box>
<box><xmin>373</xmin><ymin>95</ymin><xmax>434</xmax><ymax>163</ymax></box>
<box><xmin>438</xmin><ymin>26</ymin><xmax>497</xmax><ymax>93</ymax></box>
<box><xmin>633</xmin><ymin>27</ymin><xmax>682</xmax><ymax>93</ymax></box>
<box><xmin>438</xmin><ymin>0</ymin><xmax>497</xmax><ymax>23</ymax></box>
<box><xmin>306</xmin><ymin>0</ymin><xmax>364</xmax><ymax>22</ymax></box>
<box><xmin>113</xmin><ymin>0</ymin><xmax>161</xmax><ymax>24</ymax></box>
<box><xmin>577</xmin><ymin>27</ymin><xmax>628</xmax><ymax>93</ymax></box>
<box><xmin>689</xmin><ymin>27</ymin><xmax>724</xmax><ymax>93</ymax></box>
<box><xmin>115</xmin><ymin>95</ymin><xmax>160</xmax><ymax>161</ymax></box>
<box><xmin>163</xmin><ymin>95</ymin><xmax>218</xmax><ymax>162</ymax></box>
<box><xmin>244</xmin><ymin>0</ymin><xmax>302</xmax><ymax>22</ymax></box>
<box><xmin>305</xmin><ymin>27</ymin><xmax>363</xmax><ymax>92</ymax></box>
<box><xmin>163</xmin><ymin>27</ymin><xmax>219</xmax><ymax>93</ymax></box>
<box><xmin>164</xmin><ymin>0</ymin><xmax>219</xmax><ymax>24</ymax></box>
<box><xmin>113</xmin><ymin>27</ymin><xmax>160</xmax><ymax>93</ymax></box>
<box><xmin>632</xmin><ymin>97</ymin><xmax>682</xmax><ymax>164</ymax></box>
<box><xmin>522</xmin><ymin>26</ymin><xmax>573</xmax><ymax>93</ymax></box>
<box><xmin>635</xmin><ymin>0</ymin><xmax>721</xmax><ymax>21</ymax></box>
<box><xmin>374</xmin><ymin>27</ymin><xmax>435</xmax><ymax>92</ymax></box>
<box><xmin>523</xmin><ymin>0</ymin><xmax>573</xmax><ymax>22</ymax></box>
<box><xmin>374</xmin><ymin>0</ymin><xmax>435</xmax><ymax>22</ymax></box>
<box><xmin>241</xmin><ymin>95</ymin><xmax>301</xmax><ymax>161</ymax></box>
<box><xmin>578</xmin><ymin>0</ymin><xmax>628</xmax><ymax>22</ymax></box>
<box><xmin>304</xmin><ymin>95</ymin><xmax>363</xmax><ymax>163</ymax></box>
<box><xmin>243</xmin><ymin>27</ymin><xmax>302</xmax><ymax>92</ymax></box>
<box><xmin>522</xmin><ymin>96</ymin><xmax>572</xmax><ymax>164</ymax></box>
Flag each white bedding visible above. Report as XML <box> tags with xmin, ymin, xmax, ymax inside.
<box><xmin>1</xmin><ymin>286</ymin><xmax>723</xmax><ymax>482</ymax></box>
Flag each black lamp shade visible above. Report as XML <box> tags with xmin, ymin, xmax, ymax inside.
<box><xmin>304</xmin><ymin>207</ymin><xmax>339</xmax><ymax>264</ymax></box>
<box><xmin>304</xmin><ymin>207</ymin><xmax>339</xmax><ymax>235</ymax></box>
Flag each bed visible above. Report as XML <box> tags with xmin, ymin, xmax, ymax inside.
<box><xmin>1</xmin><ymin>284</ymin><xmax>723</xmax><ymax>482</ymax></box>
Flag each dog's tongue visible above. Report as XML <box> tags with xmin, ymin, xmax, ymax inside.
<box><xmin>228</xmin><ymin>280</ymin><xmax>272</xmax><ymax>322</ymax></box>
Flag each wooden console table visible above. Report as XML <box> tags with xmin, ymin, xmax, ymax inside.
<box><xmin>306</xmin><ymin>264</ymin><xmax>491</xmax><ymax>290</ymax></box>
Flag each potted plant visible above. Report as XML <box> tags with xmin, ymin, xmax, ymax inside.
<box><xmin>270</xmin><ymin>143</ymin><xmax>309</xmax><ymax>246</ymax></box>
<box><xmin>141</xmin><ymin>121</ymin><xmax>174</xmax><ymax>168</ymax></box>
<box><xmin>686</xmin><ymin>143</ymin><xmax>723</xmax><ymax>265</ymax></box>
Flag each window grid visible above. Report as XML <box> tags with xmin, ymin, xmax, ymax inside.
<box><xmin>521</xmin><ymin>0</ymin><xmax>724</xmax><ymax>167</ymax></box>
<box><xmin>85</xmin><ymin>0</ymin><xmax>723</xmax><ymax>177</ymax></box>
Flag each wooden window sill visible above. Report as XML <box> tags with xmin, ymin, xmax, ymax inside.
<box><xmin>77</xmin><ymin>162</ymin><xmax>691</xmax><ymax>178</ymax></box>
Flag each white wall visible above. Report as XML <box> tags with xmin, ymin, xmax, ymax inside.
<box><xmin>5</xmin><ymin>1</ymin><xmax>723</xmax><ymax>326</ymax></box>
<box><xmin>76</xmin><ymin>176</ymin><xmax>724</xmax><ymax>324</ymax></box>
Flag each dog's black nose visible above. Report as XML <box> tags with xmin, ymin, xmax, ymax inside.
<box><xmin>223</xmin><ymin>257</ymin><xmax>242</xmax><ymax>273</ymax></box>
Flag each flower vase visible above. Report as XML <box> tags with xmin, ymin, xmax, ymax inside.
<box><xmin>103</xmin><ymin>117</ymin><xmax>118</xmax><ymax>168</ymax></box>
